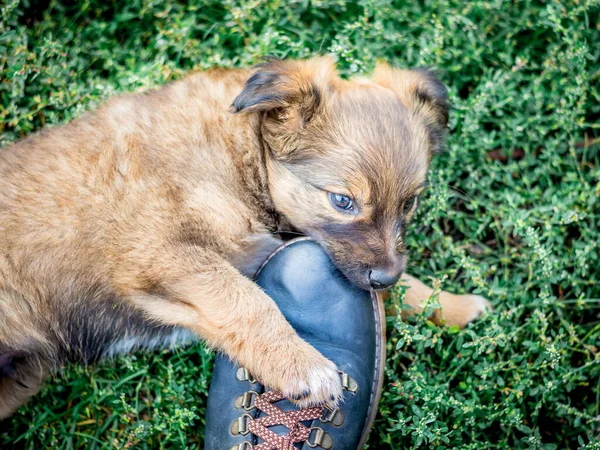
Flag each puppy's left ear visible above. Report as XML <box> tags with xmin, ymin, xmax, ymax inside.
<box><xmin>232</xmin><ymin>57</ymin><xmax>335</xmax><ymax>126</ymax></box>
<box><xmin>373</xmin><ymin>62</ymin><xmax>449</xmax><ymax>152</ymax></box>
<box><xmin>232</xmin><ymin>57</ymin><xmax>338</xmax><ymax>160</ymax></box>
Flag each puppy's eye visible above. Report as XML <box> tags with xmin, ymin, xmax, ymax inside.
<box><xmin>403</xmin><ymin>196</ymin><xmax>417</xmax><ymax>214</ymax></box>
<box><xmin>329</xmin><ymin>192</ymin><xmax>355</xmax><ymax>213</ymax></box>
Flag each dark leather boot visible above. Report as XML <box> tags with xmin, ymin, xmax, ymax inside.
<box><xmin>204</xmin><ymin>237</ymin><xmax>385</xmax><ymax>449</ymax></box>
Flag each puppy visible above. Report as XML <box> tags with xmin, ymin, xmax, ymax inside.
<box><xmin>0</xmin><ymin>57</ymin><xmax>489</xmax><ymax>419</ymax></box>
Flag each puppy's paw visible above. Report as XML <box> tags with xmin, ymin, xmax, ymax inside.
<box><xmin>462</xmin><ymin>294</ymin><xmax>493</xmax><ymax>322</ymax></box>
<box><xmin>439</xmin><ymin>292</ymin><xmax>492</xmax><ymax>328</ymax></box>
<box><xmin>255</xmin><ymin>339</ymin><xmax>343</xmax><ymax>409</ymax></box>
<box><xmin>281</xmin><ymin>349</ymin><xmax>343</xmax><ymax>409</ymax></box>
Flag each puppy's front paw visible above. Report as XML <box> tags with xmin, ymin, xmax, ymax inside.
<box><xmin>439</xmin><ymin>292</ymin><xmax>492</xmax><ymax>328</ymax></box>
<box><xmin>255</xmin><ymin>339</ymin><xmax>343</xmax><ymax>409</ymax></box>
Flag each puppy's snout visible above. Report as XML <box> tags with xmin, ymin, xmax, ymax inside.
<box><xmin>368</xmin><ymin>266</ymin><xmax>402</xmax><ymax>290</ymax></box>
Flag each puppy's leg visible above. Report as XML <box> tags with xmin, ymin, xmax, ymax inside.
<box><xmin>386</xmin><ymin>274</ymin><xmax>491</xmax><ymax>328</ymax></box>
<box><xmin>122</xmin><ymin>249</ymin><xmax>342</xmax><ymax>407</ymax></box>
<box><xmin>0</xmin><ymin>353</ymin><xmax>47</xmax><ymax>420</ymax></box>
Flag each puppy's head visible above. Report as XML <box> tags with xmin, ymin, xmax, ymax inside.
<box><xmin>233</xmin><ymin>57</ymin><xmax>449</xmax><ymax>290</ymax></box>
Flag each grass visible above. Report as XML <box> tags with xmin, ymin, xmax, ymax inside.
<box><xmin>1</xmin><ymin>0</ymin><xmax>599</xmax><ymax>448</ymax></box>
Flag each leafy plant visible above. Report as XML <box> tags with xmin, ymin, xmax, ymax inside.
<box><xmin>1</xmin><ymin>0</ymin><xmax>599</xmax><ymax>448</ymax></box>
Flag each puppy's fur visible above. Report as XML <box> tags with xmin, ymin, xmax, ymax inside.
<box><xmin>0</xmin><ymin>57</ymin><xmax>489</xmax><ymax>419</ymax></box>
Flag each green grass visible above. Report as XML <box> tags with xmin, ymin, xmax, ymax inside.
<box><xmin>1</xmin><ymin>0</ymin><xmax>599</xmax><ymax>448</ymax></box>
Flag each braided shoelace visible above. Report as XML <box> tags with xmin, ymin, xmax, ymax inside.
<box><xmin>245</xmin><ymin>390</ymin><xmax>322</xmax><ymax>449</ymax></box>
<box><xmin>232</xmin><ymin>368</ymin><xmax>355</xmax><ymax>449</ymax></box>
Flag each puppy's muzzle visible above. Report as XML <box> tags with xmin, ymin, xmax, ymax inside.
<box><xmin>368</xmin><ymin>266</ymin><xmax>402</xmax><ymax>290</ymax></box>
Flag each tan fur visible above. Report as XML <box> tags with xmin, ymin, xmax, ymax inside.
<box><xmin>0</xmin><ymin>57</ymin><xmax>488</xmax><ymax>419</ymax></box>
<box><xmin>382</xmin><ymin>275</ymin><xmax>492</xmax><ymax>327</ymax></box>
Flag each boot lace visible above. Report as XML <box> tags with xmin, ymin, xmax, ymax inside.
<box><xmin>231</xmin><ymin>368</ymin><xmax>356</xmax><ymax>450</ymax></box>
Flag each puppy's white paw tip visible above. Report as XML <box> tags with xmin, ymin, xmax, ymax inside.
<box><xmin>466</xmin><ymin>294</ymin><xmax>493</xmax><ymax>319</ymax></box>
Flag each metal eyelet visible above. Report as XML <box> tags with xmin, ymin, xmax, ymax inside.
<box><xmin>230</xmin><ymin>443</ymin><xmax>253</xmax><ymax>450</ymax></box>
<box><xmin>341</xmin><ymin>372</ymin><xmax>358</xmax><ymax>394</ymax></box>
<box><xmin>321</xmin><ymin>406</ymin><xmax>344</xmax><ymax>427</ymax></box>
<box><xmin>234</xmin><ymin>390</ymin><xmax>259</xmax><ymax>411</ymax></box>
<box><xmin>236</xmin><ymin>367</ymin><xmax>257</xmax><ymax>383</ymax></box>
<box><xmin>230</xmin><ymin>413</ymin><xmax>251</xmax><ymax>436</ymax></box>
<box><xmin>307</xmin><ymin>427</ymin><xmax>333</xmax><ymax>449</ymax></box>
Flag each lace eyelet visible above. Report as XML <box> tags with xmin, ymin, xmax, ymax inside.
<box><xmin>230</xmin><ymin>413</ymin><xmax>252</xmax><ymax>436</ymax></box>
<box><xmin>341</xmin><ymin>372</ymin><xmax>358</xmax><ymax>394</ymax></box>
<box><xmin>236</xmin><ymin>367</ymin><xmax>257</xmax><ymax>383</ymax></box>
<box><xmin>307</xmin><ymin>426</ymin><xmax>333</xmax><ymax>449</ymax></box>
<box><xmin>320</xmin><ymin>406</ymin><xmax>344</xmax><ymax>427</ymax></box>
<box><xmin>229</xmin><ymin>443</ymin><xmax>253</xmax><ymax>450</ymax></box>
<box><xmin>234</xmin><ymin>390</ymin><xmax>259</xmax><ymax>411</ymax></box>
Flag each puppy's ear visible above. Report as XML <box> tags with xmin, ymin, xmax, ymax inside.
<box><xmin>232</xmin><ymin>57</ymin><xmax>336</xmax><ymax>135</ymax></box>
<box><xmin>373</xmin><ymin>62</ymin><xmax>449</xmax><ymax>152</ymax></box>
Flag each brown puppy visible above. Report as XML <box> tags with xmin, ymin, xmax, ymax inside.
<box><xmin>0</xmin><ymin>57</ymin><xmax>489</xmax><ymax>419</ymax></box>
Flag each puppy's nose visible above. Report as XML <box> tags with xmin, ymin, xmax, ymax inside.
<box><xmin>368</xmin><ymin>267</ymin><xmax>402</xmax><ymax>290</ymax></box>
